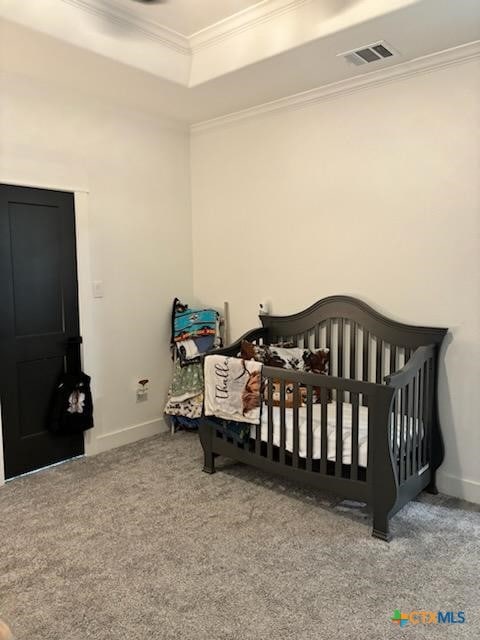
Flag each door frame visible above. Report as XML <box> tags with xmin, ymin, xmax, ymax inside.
<box><xmin>0</xmin><ymin>182</ymin><xmax>98</xmax><ymax>486</ymax></box>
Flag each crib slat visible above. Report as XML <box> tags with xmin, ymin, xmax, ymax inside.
<box><xmin>412</xmin><ymin>374</ymin><xmax>418</xmax><ymax>475</ymax></box>
<box><xmin>423</xmin><ymin>361</ymin><xmax>429</xmax><ymax>466</ymax></box>
<box><xmin>363</xmin><ymin>330</ymin><xmax>370</xmax><ymax>381</ymax></box>
<box><xmin>335</xmin><ymin>400</ymin><xmax>343</xmax><ymax>477</ymax></box>
<box><xmin>406</xmin><ymin>381</ymin><xmax>412</xmax><ymax>478</ymax></box>
<box><xmin>350</xmin><ymin>322</ymin><xmax>356</xmax><ymax>380</ymax></box>
<box><xmin>280</xmin><ymin>380</ymin><xmax>286</xmax><ymax>465</ymax></box>
<box><xmin>292</xmin><ymin>382</ymin><xmax>300</xmax><ymax>468</ymax></box>
<box><xmin>417</xmin><ymin>371</ymin><xmax>421</xmax><ymax>469</ymax></box>
<box><xmin>428</xmin><ymin>358</ymin><xmax>435</xmax><ymax>465</ymax></box>
<box><xmin>267</xmin><ymin>379</ymin><xmax>273</xmax><ymax>460</ymax></box>
<box><xmin>422</xmin><ymin>361</ymin><xmax>430</xmax><ymax>468</ymax></box>
<box><xmin>337</xmin><ymin>319</ymin><xmax>344</xmax><ymax>379</ymax></box>
<box><xmin>320</xmin><ymin>386</ymin><xmax>328</xmax><ymax>475</ymax></box>
<box><xmin>306</xmin><ymin>386</ymin><xmax>313</xmax><ymax>472</ymax></box>
<box><xmin>314</xmin><ymin>324</ymin><xmax>320</xmax><ymax>349</ymax></box>
<box><xmin>400</xmin><ymin>386</ymin><xmax>406</xmax><ymax>483</ymax></box>
<box><xmin>417</xmin><ymin>371</ymin><xmax>422</xmax><ymax>473</ymax></box>
<box><xmin>376</xmin><ymin>339</ymin><xmax>382</xmax><ymax>384</ymax></box>
<box><xmin>428</xmin><ymin>358</ymin><xmax>435</xmax><ymax>460</ymax></box>
<box><xmin>351</xmin><ymin>393</ymin><xmax>359</xmax><ymax>481</ymax></box>
<box><xmin>390</xmin><ymin>345</ymin><xmax>396</xmax><ymax>375</ymax></box>
<box><xmin>255</xmin><ymin>394</ymin><xmax>261</xmax><ymax>455</ymax></box>
<box><xmin>382</xmin><ymin>342</ymin><xmax>386</xmax><ymax>380</ymax></box>
<box><xmin>417</xmin><ymin>367</ymin><xmax>424</xmax><ymax>471</ymax></box>
<box><xmin>392</xmin><ymin>390</ymin><xmax>399</xmax><ymax>468</ymax></box>
<box><xmin>326</xmin><ymin>320</ymin><xmax>332</xmax><ymax>352</ymax></box>
<box><xmin>362</xmin><ymin>330</ymin><xmax>370</xmax><ymax>406</ymax></box>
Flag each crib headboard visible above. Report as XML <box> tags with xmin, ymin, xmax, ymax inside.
<box><xmin>260</xmin><ymin>296</ymin><xmax>447</xmax><ymax>383</ymax></box>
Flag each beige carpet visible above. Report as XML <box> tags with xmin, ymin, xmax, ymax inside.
<box><xmin>0</xmin><ymin>432</ymin><xmax>479</xmax><ymax>639</ymax></box>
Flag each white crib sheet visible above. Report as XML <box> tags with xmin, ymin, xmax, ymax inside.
<box><xmin>250</xmin><ymin>402</ymin><xmax>420</xmax><ymax>468</ymax></box>
<box><xmin>250</xmin><ymin>402</ymin><xmax>369</xmax><ymax>467</ymax></box>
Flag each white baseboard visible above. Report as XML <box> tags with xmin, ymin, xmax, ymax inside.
<box><xmin>93</xmin><ymin>417</ymin><xmax>169</xmax><ymax>455</ymax></box>
<box><xmin>437</xmin><ymin>471</ymin><xmax>480</xmax><ymax>505</ymax></box>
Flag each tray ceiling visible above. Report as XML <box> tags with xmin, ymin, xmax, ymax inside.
<box><xmin>1</xmin><ymin>0</ymin><xmax>479</xmax><ymax>124</ymax></box>
<box><xmin>106</xmin><ymin>0</ymin><xmax>265</xmax><ymax>36</ymax></box>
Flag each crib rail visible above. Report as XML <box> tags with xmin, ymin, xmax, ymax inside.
<box><xmin>261</xmin><ymin>297</ymin><xmax>447</xmax><ymax>409</ymax></box>
<box><xmin>270</xmin><ymin>318</ymin><xmax>415</xmax><ymax>407</ymax></box>
<box><xmin>211</xmin><ymin>321</ymin><xmax>411</xmax><ymax>405</ymax></box>
<box><xmin>385</xmin><ymin>345</ymin><xmax>436</xmax><ymax>486</ymax></box>
<box><xmin>273</xmin><ymin>319</ymin><xmax>413</xmax><ymax>381</ymax></box>
<box><xmin>208</xmin><ymin>327</ymin><xmax>268</xmax><ymax>358</ymax></box>
<box><xmin>252</xmin><ymin>366</ymin><xmax>394</xmax><ymax>495</ymax></box>
<box><xmin>207</xmin><ymin>338</ymin><xmax>437</xmax><ymax>493</ymax></box>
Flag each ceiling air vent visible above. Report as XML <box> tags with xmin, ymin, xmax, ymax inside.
<box><xmin>339</xmin><ymin>41</ymin><xmax>398</xmax><ymax>66</ymax></box>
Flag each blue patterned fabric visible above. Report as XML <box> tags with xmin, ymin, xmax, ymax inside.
<box><xmin>174</xmin><ymin>308</ymin><xmax>217</xmax><ymax>342</ymax></box>
<box><xmin>171</xmin><ymin>416</ymin><xmax>200</xmax><ymax>431</ymax></box>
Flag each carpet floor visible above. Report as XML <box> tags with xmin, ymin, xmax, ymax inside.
<box><xmin>0</xmin><ymin>432</ymin><xmax>478</xmax><ymax>639</ymax></box>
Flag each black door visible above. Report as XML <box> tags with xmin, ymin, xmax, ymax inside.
<box><xmin>0</xmin><ymin>184</ymin><xmax>84</xmax><ymax>479</ymax></box>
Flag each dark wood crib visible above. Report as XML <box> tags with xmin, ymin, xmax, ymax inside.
<box><xmin>199</xmin><ymin>296</ymin><xmax>447</xmax><ymax>541</ymax></box>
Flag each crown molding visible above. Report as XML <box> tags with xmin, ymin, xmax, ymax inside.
<box><xmin>60</xmin><ymin>0</ymin><xmax>313</xmax><ymax>55</ymax></box>
<box><xmin>191</xmin><ymin>40</ymin><xmax>480</xmax><ymax>133</ymax></box>
<box><xmin>60</xmin><ymin>0</ymin><xmax>190</xmax><ymax>54</ymax></box>
<box><xmin>189</xmin><ymin>0</ymin><xmax>311</xmax><ymax>52</ymax></box>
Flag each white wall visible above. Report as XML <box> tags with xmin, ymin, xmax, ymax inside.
<box><xmin>1</xmin><ymin>51</ymin><xmax>478</xmax><ymax>504</ymax></box>
<box><xmin>0</xmin><ymin>71</ymin><xmax>192</xmax><ymax>467</ymax></box>
<box><xmin>191</xmin><ymin>59</ymin><xmax>480</xmax><ymax>502</ymax></box>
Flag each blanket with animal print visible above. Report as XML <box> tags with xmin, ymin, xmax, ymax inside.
<box><xmin>204</xmin><ymin>355</ymin><xmax>262</xmax><ymax>425</ymax></box>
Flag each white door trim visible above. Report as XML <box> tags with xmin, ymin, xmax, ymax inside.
<box><xmin>74</xmin><ymin>191</ymin><xmax>98</xmax><ymax>457</ymax></box>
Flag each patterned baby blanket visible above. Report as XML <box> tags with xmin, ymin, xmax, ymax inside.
<box><xmin>174</xmin><ymin>308</ymin><xmax>218</xmax><ymax>342</ymax></box>
<box><xmin>204</xmin><ymin>355</ymin><xmax>262</xmax><ymax>425</ymax></box>
<box><xmin>164</xmin><ymin>360</ymin><xmax>204</xmax><ymax>419</ymax></box>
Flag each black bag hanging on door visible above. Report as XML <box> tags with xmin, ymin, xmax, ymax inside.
<box><xmin>48</xmin><ymin>371</ymin><xmax>94</xmax><ymax>435</ymax></box>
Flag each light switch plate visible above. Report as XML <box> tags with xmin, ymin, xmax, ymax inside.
<box><xmin>93</xmin><ymin>280</ymin><xmax>104</xmax><ymax>298</ymax></box>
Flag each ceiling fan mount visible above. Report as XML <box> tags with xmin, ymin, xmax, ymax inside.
<box><xmin>88</xmin><ymin>0</ymin><xmax>169</xmax><ymax>36</ymax></box>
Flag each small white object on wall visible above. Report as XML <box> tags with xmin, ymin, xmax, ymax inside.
<box><xmin>259</xmin><ymin>301</ymin><xmax>270</xmax><ymax>316</ymax></box>
<box><xmin>136</xmin><ymin>379</ymin><xmax>149</xmax><ymax>402</ymax></box>
<box><xmin>93</xmin><ymin>280</ymin><xmax>104</xmax><ymax>298</ymax></box>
